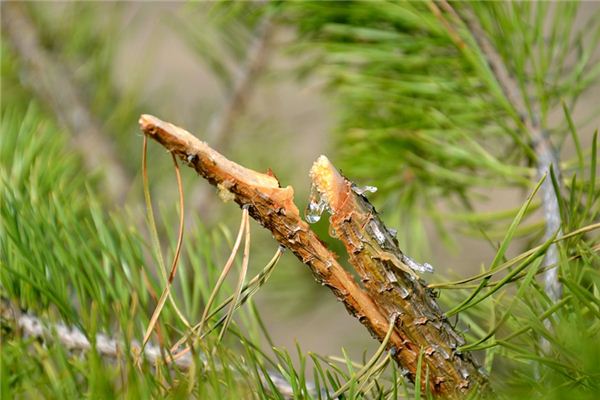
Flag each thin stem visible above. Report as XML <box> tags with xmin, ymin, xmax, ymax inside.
<box><xmin>141</xmin><ymin>137</ymin><xmax>189</xmax><ymax>350</ymax></box>
<box><xmin>217</xmin><ymin>207</ymin><xmax>251</xmax><ymax>343</ymax></box>
<box><xmin>196</xmin><ymin>209</ymin><xmax>248</xmax><ymax>338</ymax></box>
<box><xmin>167</xmin><ymin>154</ymin><xmax>185</xmax><ymax>283</ymax></box>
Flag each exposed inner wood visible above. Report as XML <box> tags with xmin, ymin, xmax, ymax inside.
<box><xmin>139</xmin><ymin>114</ymin><xmax>489</xmax><ymax>397</ymax></box>
<box><xmin>311</xmin><ymin>155</ymin><xmax>489</xmax><ymax>396</ymax></box>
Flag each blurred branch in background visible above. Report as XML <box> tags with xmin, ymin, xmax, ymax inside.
<box><xmin>1</xmin><ymin>2</ymin><xmax>130</xmax><ymax>203</ymax></box>
<box><xmin>432</xmin><ymin>2</ymin><xmax>567</xmax><ymax>359</ymax></box>
<box><xmin>208</xmin><ymin>14</ymin><xmax>275</xmax><ymax>151</ymax></box>
<box><xmin>188</xmin><ymin>12</ymin><xmax>276</xmax><ymax>223</ymax></box>
<box><xmin>446</xmin><ymin>1</ymin><xmax>564</xmax><ymax>305</ymax></box>
<box><xmin>0</xmin><ymin>298</ymin><xmax>316</xmax><ymax>399</ymax></box>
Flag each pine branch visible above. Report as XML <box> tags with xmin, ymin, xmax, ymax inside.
<box><xmin>448</xmin><ymin>3</ymin><xmax>563</xmax><ymax>303</ymax></box>
<box><xmin>1</xmin><ymin>2</ymin><xmax>130</xmax><ymax>204</ymax></box>
<box><xmin>0</xmin><ymin>298</ymin><xmax>193</xmax><ymax>370</ymax></box>
<box><xmin>138</xmin><ymin>114</ymin><xmax>490</xmax><ymax>398</ymax></box>
<box><xmin>310</xmin><ymin>156</ymin><xmax>489</xmax><ymax>395</ymax></box>
<box><xmin>0</xmin><ymin>299</ymin><xmax>314</xmax><ymax>399</ymax></box>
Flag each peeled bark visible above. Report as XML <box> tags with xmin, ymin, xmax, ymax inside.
<box><xmin>139</xmin><ymin>114</ymin><xmax>489</xmax><ymax>397</ymax></box>
<box><xmin>311</xmin><ymin>156</ymin><xmax>489</xmax><ymax>396</ymax></box>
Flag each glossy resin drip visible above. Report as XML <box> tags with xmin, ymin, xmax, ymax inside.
<box><xmin>305</xmin><ymin>184</ymin><xmax>329</xmax><ymax>224</ymax></box>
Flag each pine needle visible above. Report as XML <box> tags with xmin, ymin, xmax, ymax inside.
<box><xmin>198</xmin><ymin>207</ymin><xmax>248</xmax><ymax>336</ymax></box>
<box><xmin>217</xmin><ymin>207</ymin><xmax>251</xmax><ymax>343</ymax></box>
<box><xmin>429</xmin><ymin>221</ymin><xmax>600</xmax><ymax>289</ymax></box>
<box><xmin>332</xmin><ymin>313</ymin><xmax>399</xmax><ymax>398</ymax></box>
<box><xmin>169</xmin><ymin>246</ymin><xmax>283</xmax><ymax>354</ymax></box>
<box><xmin>141</xmin><ymin>138</ymin><xmax>189</xmax><ymax>351</ymax></box>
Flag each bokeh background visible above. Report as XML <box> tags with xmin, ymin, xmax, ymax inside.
<box><xmin>2</xmin><ymin>1</ymin><xmax>599</xmax><ymax>366</ymax></box>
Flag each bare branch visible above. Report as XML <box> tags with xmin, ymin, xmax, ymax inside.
<box><xmin>0</xmin><ymin>298</ymin><xmax>193</xmax><ymax>371</ymax></box>
<box><xmin>138</xmin><ymin>114</ymin><xmax>490</xmax><ymax>398</ymax></box>
<box><xmin>441</xmin><ymin>2</ymin><xmax>563</xmax><ymax>303</ymax></box>
<box><xmin>0</xmin><ymin>299</ymin><xmax>316</xmax><ymax>399</ymax></box>
<box><xmin>1</xmin><ymin>2</ymin><xmax>131</xmax><ymax>203</ymax></box>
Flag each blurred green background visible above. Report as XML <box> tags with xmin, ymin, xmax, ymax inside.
<box><xmin>2</xmin><ymin>1</ymin><xmax>599</xmax><ymax>398</ymax></box>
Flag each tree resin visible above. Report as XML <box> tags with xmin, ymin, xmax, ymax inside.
<box><xmin>402</xmin><ymin>254</ymin><xmax>434</xmax><ymax>273</ymax></box>
<box><xmin>305</xmin><ymin>185</ymin><xmax>328</xmax><ymax>224</ymax></box>
<box><xmin>351</xmin><ymin>184</ymin><xmax>378</xmax><ymax>196</ymax></box>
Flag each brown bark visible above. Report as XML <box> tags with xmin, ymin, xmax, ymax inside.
<box><xmin>311</xmin><ymin>156</ymin><xmax>490</xmax><ymax>396</ymax></box>
<box><xmin>139</xmin><ymin>114</ymin><xmax>490</xmax><ymax>397</ymax></box>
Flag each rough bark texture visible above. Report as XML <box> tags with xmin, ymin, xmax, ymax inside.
<box><xmin>139</xmin><ymin>114</ymin><xmax>490</xmax><ymax>397</ymax></box>
<box><xmin>311</xmin><ymin>156</ymin><xmax>489</xmax><ymax>396</ymax></box>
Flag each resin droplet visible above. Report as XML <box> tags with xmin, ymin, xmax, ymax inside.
<box><xmin>385</xmin><ymin>269</ymin><xmax>398</xmax><ymax>283</ymax></box>
<box><xmin>305</xmin><ymin>185</ymin><xmax>327</xmax><ymax>224</ymax></box>
<box><xmin>369</xmin><ymin>220</ymin><xmax>386</xmax><ymax>244</ymax></box>
<box><xmin>402</xmin><ymin>254</ymin><xmax>435</xmax><ymax>273</ymax></box>
<box><xmin>351</xmin><ymin>184</ymin><xmax>378</xmax><ymax>196</ymax></box>
<box><xmin>397</xmin><ymin>285</ymin><xmax>410</xmax><ymax>299</ymax></box>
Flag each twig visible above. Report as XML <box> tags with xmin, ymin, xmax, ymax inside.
<box><xmin>0</xmin><ymin>298</ymin><xmax>194</xmax><ymax>371</ymax></box>
<box><xmin>1</xmin><ymin>2</ymin><xmax>130</xmax><ymax>203</ymax></box>
<box><xmin>138</xmin><ymin>114</ymin><xmax>490</xmax><ymax>398</ymax></box>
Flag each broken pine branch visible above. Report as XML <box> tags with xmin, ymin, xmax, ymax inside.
<box><xmin>310</xmin><ymin>155</ymin><xmax>489</xmax><ymax>395</ymax></box>
<box><xmin>138</xmin><ymin>114</ymin><xmax>490</xmax><ymax>398</ymax></box>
